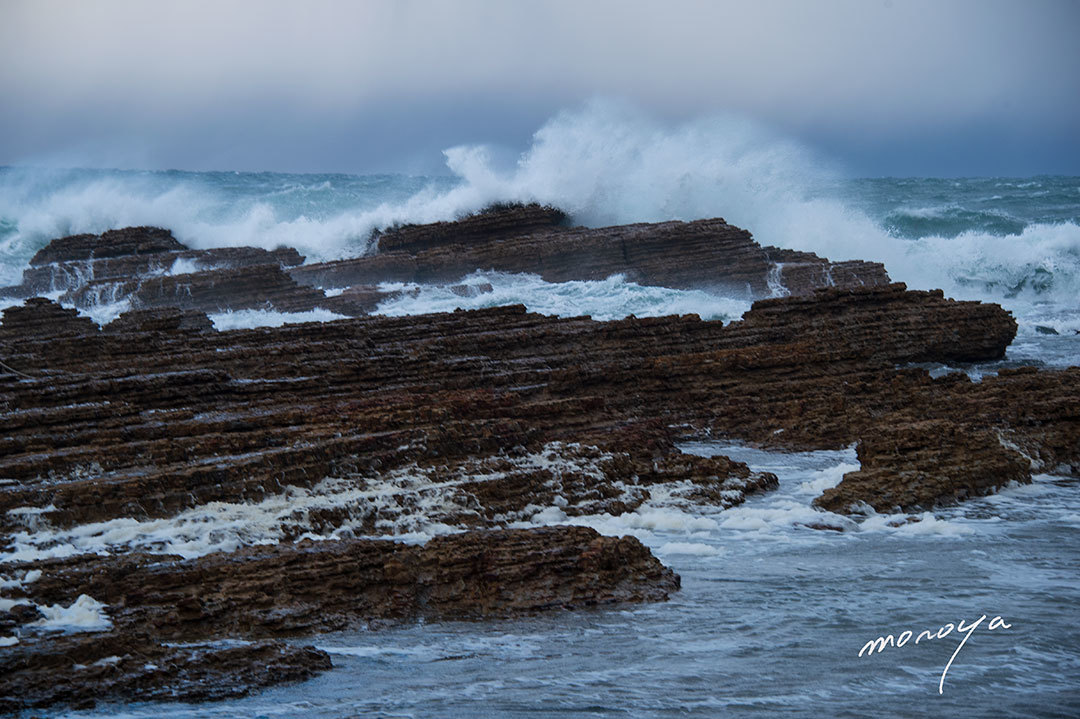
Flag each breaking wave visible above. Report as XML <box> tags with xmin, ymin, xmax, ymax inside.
<box><xmin>1</xmin><ymin>101</ymin><xmax>1078</xmax><ymax>307</ymax></box>
<box><xmin>371</xmin><ymin>272</ymin><xmax>751</xmax><ymax>323</ymax></box>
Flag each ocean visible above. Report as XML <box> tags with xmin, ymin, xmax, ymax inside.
<box><xmin>1</xmin><ymin>121</ymin><xmax>1079</xmax><ymax>716</ymax></box>
<box><xmin>2</xmin><ymin>163</ymin><xmax>1079</xmax><ymax>346</ymax></box>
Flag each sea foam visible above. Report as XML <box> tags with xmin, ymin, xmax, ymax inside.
<box><xmin>3</xmin><ymin>102</ymin><xmax>1078</xmax><ymax>315</ymax></box>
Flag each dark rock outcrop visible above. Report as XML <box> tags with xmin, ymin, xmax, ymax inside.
<box><xmin>0</xmin><ymin>297</ymin><xmax>97</xmax><ymax>342</ymax></box>
<box><xmin>813</xmin><ymin>421</ymin><xmax>1031</xmax><ymax>514</ymax></box>
<box><xmin>728</xmin><ymin>285</ymin><xmax>1017</xmax><ymax>364</ymax></box>
<box><xmin>0</xmin><ymin>223</ymin><xmax>1075</xmax><ymax>710</ymax></box>
<box><xmin>1</xmin><ymin>526</ymin><xmax>676</xmax><ymax>712</ymax></box>
<box><xmin>373</xmin><ymin>203</ymin><xmax>569</xmax><ymax>254</ymax></box>
<box><xmin>1</xmin><ymin>637</ymin><xmax>331</xmax><ymax>713</ymax></box>
<box><xmin>1</xmin><ymin>209</ymin><xmax>889</xmax><ymax>315</ymax></box>
<box><xmin>29</xmin><ymin>226</ymin><xmax>186</xmax><ymax>265</ymax></box>
<box><xmin>4</xmin><ymin>226</ymin><xmax>305</xmax><ymax>301</ymax></box>
<box><xmin>19</xmin><ymin>527</ymin><xmax>678</xmax><ymax>635</ymax></box>
<box><xmin>103</xmin><ymin>307</ymin><xmax>215</xmax><ymax>335</ymax></box>
<box><xmin>291</xmin><ymin>206</ymin><xmax>891</xmax><ymax>297</ymax></box>
<box><xmin>0</xmin><ymin>284</ymin><xmax>1064</xmax><ymax>533</ymax></box>
<box><xmin>114</xmin><ymin>264</ymin><xmax>329</xmax><ymax>315</ymax></box>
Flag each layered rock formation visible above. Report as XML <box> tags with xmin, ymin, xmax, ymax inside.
<box><xmin>0</xmin><ymin>212</ymin><xmax>1075</xmax><ymax>711</ymax></box>
<box><xmin>290</xmin><ymin>204</ymin><xmax>890</xmax><ymax>297</ymax></box>
<box><xmin>0</xmin><ymin>206</ymin><xmax>890</xmax><ymax>317</ymax></box>
<box><xmin>2</xmin><ymin>528</ymin><xmax>676</xmax><ymax>712</ymax></box>
<box><xmin>6</xmin><ymin>227</ymin><xmax>304</xmax><ymax>300</ymax></box>
<box><xmin>3</xmin><ymin>636</ymin><xmax>331</xmax><ymax>712</ymax></box>
<box><xmin>28</xmin><ymin>226</ymin><xmax>188</xmax><ymax>264</ymax></box>
<box><xmin>812</xmin><ymin>366</ymin><xmax>1080</xmax><ymax>513</ymax></box>
<box><xmin>0</xmin><ymin>285</ymin><xmax>1069</xmax><ymax>533</ymax></box>
<box><xmin>67</xmin><ymin>263</ymin><xmax>331</xmax><ymax>315</ymax></box>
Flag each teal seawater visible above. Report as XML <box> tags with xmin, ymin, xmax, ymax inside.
<box><xmin>1</xmin><ymin>167</ymin><xmax>1078</xmax><ymax>304</ymax></box>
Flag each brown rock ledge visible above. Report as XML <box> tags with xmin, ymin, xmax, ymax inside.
<box><xmin>1</xmin><ymin>279</ymin><xmax>1076</xmax><ymax>709</ymax></box>
<box><xmin>1</xmin><ymin>526</ymin><xmax>677</xmax><ymax>712</ymax></box>
<box><xmin>6</xmin><ymin>226</ymin><xmax>305</xmax><ymax>300</ymax></box>
<box><xmin>0</xmin><ymin>207</ymin><xmax>890</xmax><ymax>314</ymax></box>
<box><xmin>290</xmin><ymin>204</ymin><xmax>891</xmax><ymax>297</ymax></box>
<box><xmin>1</xmin><ymin>284</ymin><xmax>1067</xmax><ymax>529</ymax></box>
<box><xmin>1</xmin><ymin>636</ymin><xmax>331</xmax><ymax>713</ymax></box>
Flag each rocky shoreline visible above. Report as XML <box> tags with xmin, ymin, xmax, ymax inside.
<box><xmin>1</xmin><ymin>207</ymin><xmax>1076</xmax><ymax>712</ymax></box>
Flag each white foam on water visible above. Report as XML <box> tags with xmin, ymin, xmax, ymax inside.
<box><xmin>0</xmin><ymin>542</ymin><xmax>84</xmax><ymax>565</ymax></box>
<box><xmin>0</xmin><ymin>169</ymin><xmax>396</xmax><ymax>266</ymax></box>
<box><xmin>208</xmin><ymin>307</ymin><xmax>349</xmax><ymax>330</ymax></box>
<box><xmin>0</xmin><ymin>568</ymin><xmax>41</xmax><ymax>590</ymax></box>
<box><xmin>4</xmin><ymin>103</ymin><xmax>1076</xmax><ymax>330</ymax></box>
<box><xmin>0</xmin><ymin>635</ymin><xmax>18</xmax><ymax>646</ymax></box>
<box><xmin>75</xmin><ymin>297</ymin><xmax>132</xmax><ymax>327</ymax></box>
<box><xmin>318</xmin><ymin>632</ymin><xmax>549</xmax><ymax>666</ymax></box>
<box><xmin>6</xmin><ymin>505</ymin><xmax>56</xmax><ymax>517</ymax></box>
<box><xmin>0</xmin><ymin>472</ymin><xmax>468</xmax><ymax>562</ymax></box>
<box><xmin>423</xmin><ymin>102</ymin><xmax>1080</xmax><ymax>308</ymax></box>
<box><xmin>166</xmin><ymin>257</ymin><xmax>205</xmax><ymax>276</ymax></box>
<box><xmin>678</xmin><ymin>442</ymin><xmax>992</xmax><ymax>541</ymax></box>
<box><xmin>29</xmin><ymin>594</ymin><xmax>112</xmax><ymax>633</ymax></box>
<box><xmin>91</xmin><ymin>655</ymin><xmax>122</xmax><ymax>667</ymax></box>
<box><xmin>373</xmin><ymin>271</ymin><xmax>751</xmax><ymax>322</ymax></box>
<box><xmin>858</xmin><ymin>511</ymin><xmax>977</xmax><ymax>536</ymax></box>
<box><xmin>318</xmin><ymin>644</ymin><xmax>440</xmax><ymax>660</ymax></box>
<box><xmin>510</xmin><ymin>481</ymin><xmax>734</xmax><ymax>546</ymax></box>
<box><xmin>984</xmin><ymin>476</ymin><xmax>1060</xmax><ymax>500</ymax></box>
<box><xmin>0</xmin><ymin>442</ymin><xmax>630</xmax><ymax>560</ymax></box>
<box><xmin>792</xmin><ymin>462</ymin><xmax>860</xmax><ymax>496</ymax></box>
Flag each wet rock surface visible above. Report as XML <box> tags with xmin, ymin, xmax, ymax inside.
<box><xmin>0</xmin><ymin>211</ymin><xmax>1076</xmax><ymax>710</ymax></box>
<box><xmin>17</xmin><ymin>527</ymin><xmax>678</xmax><ymax>635</ymax></box>
<box><xmin>2</xmin><ymin>636</ymin><xmax>332</xmax><ymax>713</ymax></box>
<box><xmin>0</xmin><ymin>206</ymin><xmax>889</xmax><ymax>313</ymax></box>
<box><xmin>1</xmin><ymin>527</ymin><xmax>675</xmax><ymax>712</ymax></box>
<box><xmin>5</xmin><ymin>227</ymin><xmax>305</xmax><ymax>302</ymax></box>
<box><xmin>290</xmin><ymin>204</ymin><xmax>891</xmax><ymax>297</ymax></box>
<box><xmin>28</xmin><ymin>226</ymin><xmax>187</xmax><ymax>265</ymax></box>
<box><xmin>0</xmin><ymin>283</ymin><xmax>1070</xmax><ymax>531</ymax></box>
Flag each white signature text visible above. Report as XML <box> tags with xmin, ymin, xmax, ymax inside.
<box><xmin>857</xmin><ymin>614</ymin><xmax>1012</xmax><ymax>693</ymax></box>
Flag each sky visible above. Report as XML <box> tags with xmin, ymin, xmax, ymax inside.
<box><xmin>0</xmin><ymin>0</ymin><xmax>1077</xmax><ymax>176</ymax></box>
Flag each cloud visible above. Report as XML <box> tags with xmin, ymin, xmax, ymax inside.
<box><xmin>1</xmin><ymin>0</ymin><xmax>1077</xmax><ymax>173</ymax></box>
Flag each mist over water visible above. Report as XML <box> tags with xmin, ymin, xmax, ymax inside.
<box><xmin>1</xmin><ymin>103</ymin><xmax>1079</xmax><ymax>322</ymax></box>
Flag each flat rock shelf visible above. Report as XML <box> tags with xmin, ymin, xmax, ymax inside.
<box><xmin>0</xmin><ymin>209</ymin><xmax>1076</xmax><ymax>712</ymax></box>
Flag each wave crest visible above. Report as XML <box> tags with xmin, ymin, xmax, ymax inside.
<box><xmin>2</xmin><ymin>102</ymin><xmax>1078</xmax><ymax>308</ymax></box>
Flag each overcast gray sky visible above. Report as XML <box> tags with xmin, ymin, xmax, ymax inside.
<box><xmin>1</xmin><ymin>0</ymin><xmax>1077</xmax><ymax>175</ymax></box>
